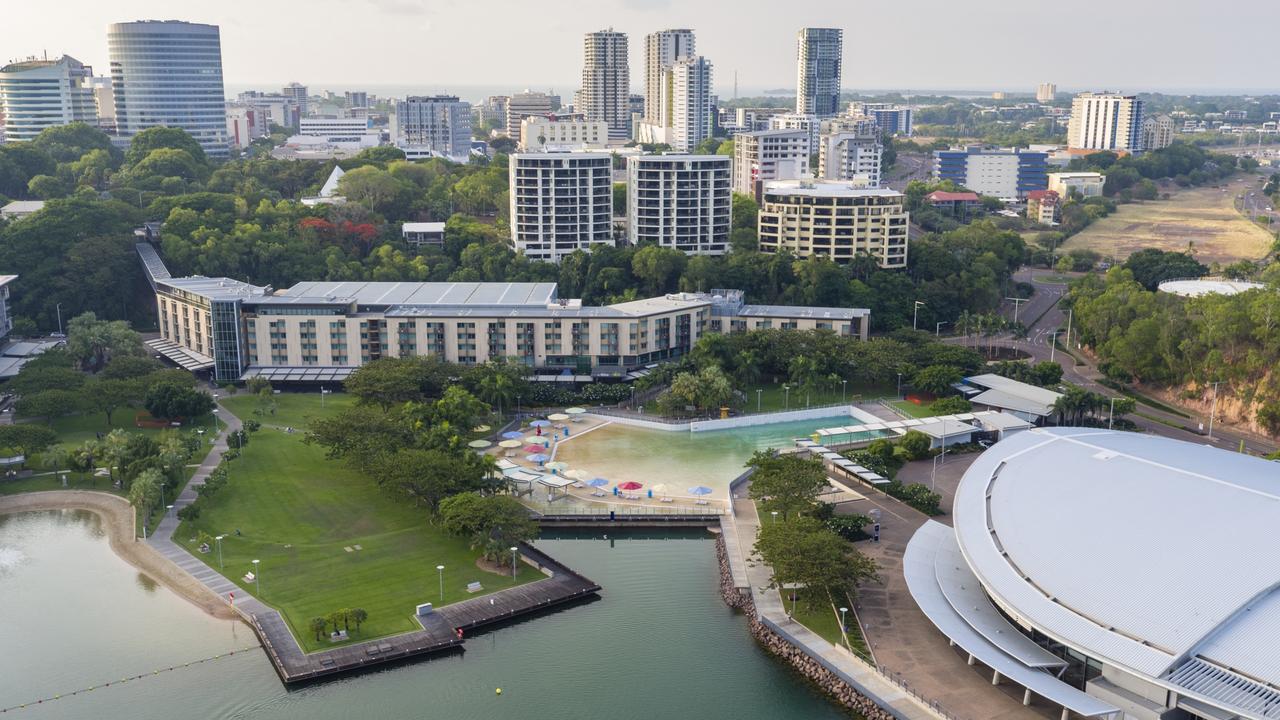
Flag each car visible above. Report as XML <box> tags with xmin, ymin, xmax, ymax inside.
<box><xmin>977</xmin><ymin>440</ymin><xmax>993</xmax><ymax>449</ymax></box>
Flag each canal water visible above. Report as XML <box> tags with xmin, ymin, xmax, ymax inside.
<box><xmin>0</xmin><ymin>510</ymin><xmax>852</xmax><ymax>720</ymax></box>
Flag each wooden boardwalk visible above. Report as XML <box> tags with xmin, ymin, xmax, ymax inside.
<box><xmin>536</xmin><ymin>512</ymin><xmax>722</xmax><ymax>528</ymax></box>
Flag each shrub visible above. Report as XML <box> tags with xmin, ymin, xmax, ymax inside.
<box><xmin>929</xmin><ymin>396</ymin><xmax>972</xmax><ymax>414</ymax></box>
<box><xmin>898</xmin><ymin>430</ymin><xmax>932</xmax><ymax>461</ymax></box>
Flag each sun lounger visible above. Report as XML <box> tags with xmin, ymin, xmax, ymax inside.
<box><xmin>695</xmin><ymin>499</ymin><xmax>709</xmax><ymax>505</ymax></box>
<box><xmin>572</xmin><ymin>481</ymin><xmax>585</xmax><ymax>489</ymax></box>
<box><xmin>660</xmin><ymin>497</ymin><xmax>674</xmax><ymax>503</ymax></box>
<box><xmin>591</xmin><ymin>490</ymin><xmax>606</xmax><ymax>497</ymax></box>
<box><xmin>243</xmin><ymin>572</ymin><xmax>256</xmax><ymax>583</ymax></box>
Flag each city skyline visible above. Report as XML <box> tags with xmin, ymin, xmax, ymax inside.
<box><xmin>2</xmin><ymin>0</ymin><xmax>1277</xmax><ymax>97</ymax></box>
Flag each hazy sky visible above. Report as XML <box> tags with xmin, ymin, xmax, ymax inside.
<box><xmin>4</xmin><ymin>0</ymin><xmax>1276</xmax><ymax>99</ymax></box>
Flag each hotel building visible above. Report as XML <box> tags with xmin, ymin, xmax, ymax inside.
<box><xmin>732</xmin><ymin>129</ymin><xmax>810</xmax><ymax>197</ymax></box>
<box><xmin>757</xmin><ymin>180</ymin><xmax>908</xmax><ymax>267</ymax></box>
<box><xmin>509</xmin><ymin>152</ymin><xmax>614</xmax><ymax>262</ymax></box>
<box><xmin>627</xmin><ymin>154</ymin><xmax>731</xmax><ymax>255</ymax></box>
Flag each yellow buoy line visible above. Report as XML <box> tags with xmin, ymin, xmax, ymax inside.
<box><xmin>0</xmin><ymin>644</ymin><xmax>262</xmax><ymax>714</ymax></box>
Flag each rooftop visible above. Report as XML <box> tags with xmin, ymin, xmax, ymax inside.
<box><xmin>266</xmin><ymin>281</ymin><xmax>559</xmax><ymax>307</ymax></box>
<box><xmin>953</xmin><ymin>428</ymin><xmax>1280</xmax><ymax>716</ymax></box>
<box><xmin>926</xmin><ymin>191</ymin><xmax>980</xmax><ymax>202</ymax></box>
<box><xmin>763</xmin><ymin>181</ymin><xmax>904</xmax><ymax>199</ymax></box>
<box><xmin>965</xmin><ymin>373</ymin><xmax>1062</xmax><ymax>416</ymax></box>
<box><xmin>1</xmin><ymin>200</ymin><xmax>46</xmax><ymax>216</ymax></box>
<box><xmin>1158</xmin><ymin>278</ymin><xmax>1265</xmax><ymax>297</ymax></box>
<box><xmin>737</xmin><ymin>304</ymin><xmax>866</xmax><ymax>320</ymax></box>
<box><xmin>159</xmin><ymin>277</ymin><xmax>271</xmax><ymax>301</ymax></box>
<box><xmin>402</xmin><ymin>222</ymin><xmax>446</xmax><ymax>233</ymax></box>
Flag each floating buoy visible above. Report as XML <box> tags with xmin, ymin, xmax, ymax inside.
<box><xmin>495</xmin><ymin>688</ymin><xmax>502</xmax><ymax>695</ymax></box>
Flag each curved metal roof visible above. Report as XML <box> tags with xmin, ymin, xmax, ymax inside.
<box><xmin>953</xmin><ymin>428</ymin><xmax>1280</xmax><ymax>717</ymax></box>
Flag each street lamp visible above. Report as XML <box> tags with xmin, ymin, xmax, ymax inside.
<box><xmin>913</xmin><ymin>300</ymin><xmax>925</xmax><ymax>331</ymax></box>
<box><xmin>783</xmin><ymin>385</ymin><xmax>790</xmax><ymax>410</ymax></box>
<box><xmin>55</xmin><ymin>303</ymin><xmax>64</xmax><ymax>336</ymax></box>
<box><xmin>437</xmin><ymin>564</ymin><xmax>445</xmax><ymax>602</ymax></box>
<box><xmin>166</xmin><ymin>504</ymin><xmax>174</xmax><ymax>518</ymax></box>
<box><xmin>630</xmin><ymin>385</ymin><xmax>636</xmax><ymax>408</ymax></box>
<box><xmin>756</xmin><ymin>388</ymin><xmax>762</xmax><ymax>413</ymax></box>
<box><xmin>770</xmin><ymin>510</ymin><xmax>778</xmax><ymax>524</ymax></box>
<box><xmin>215</xmin><ymin>535</ymin><xmax>225</xmax><ymax>570</ymax></box>
<box><xmin>841</xmin><ymin>379</ymin><xmax>847</xmax><ymax>403</ymax></box>
<box><xmin>1048</xmin><ymin>330</ymin><xmax>1063</xmax><ymax>363</ymax></box>
<box><xmin>1108</xmin><ymin>396</ymin><xmax>1117</xmax><ymax>430</ymax></box>
<box><xmin>936</xmin><ymin>321</ymin><xmax>948</xmax><ymax>337</ymax></box>
<box><xmin>251</xmin><ymin>559</ymin><xmax>261</xmax><ymax>594</ymax></box>
<box><xmin>510</xmin><ymin>546</ymin><xmax>518</xmax><ymax>578</ymax></box>
<box><xmin>839</xmin><ymin>606</ymin><xmax>849</xmax><ymax>634</ymax></box>
<box><xmin>896</xmin><ymin>373</ymin><xmax>903</xmax><ymax>399</ymax></box>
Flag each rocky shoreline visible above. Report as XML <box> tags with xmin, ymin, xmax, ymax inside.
<box><xmin>714</xmin><ymin>534</ymin><xmax>895</xmax><ymax>720</ymax></box>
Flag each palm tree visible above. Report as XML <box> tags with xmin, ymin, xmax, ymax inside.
<box><xmin>326</xmin><ymin>611</ymin><xmax>345</xmax><ymax>635</ymax></box>
<box><xmin>102</xmin><ymin>429</ymin><xmax>129</xmax><ymax>485</ymax></box>
<box><xmin>42</xmin><ymin>445</ymin><xmax>71</xmax><ymax>476</ymax></box>
<box><xmin>350</xmin><ymin>608</ymin><xmax>367</xmax><ymax>633</ymax></box>
<box><xmin>309</xmin><ymin>617</ymin><xmax>328</xmax><ymax>642</ymax></box>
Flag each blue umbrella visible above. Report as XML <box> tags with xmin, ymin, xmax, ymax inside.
<box><xmin>501</xmin><ymin>430</ymin><xmax>524</xmax><ymax>440</ymax></box>
<box><xmin>526</xmin><ymin>453</ymin><xmax>550</xmax><ymax>464</ymax></box>
<box><xmin>529</xmin><ymin>420</ymin><xmax>552</xmax><ymax>428</ymax></box>
<box><xmin>585</xmin><ymin>477</ymin><xmax>609</xmax><ymax>487</ymax></box>
<box><xmin>688</xmin><ymin>486</ymin><xmax>713</xmax><ymax>497</ymax></box>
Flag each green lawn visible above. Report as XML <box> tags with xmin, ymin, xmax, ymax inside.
<box><xmin>48</xmin><ymin>410</ymin><xmax>216</xmax><ymax>451</ymax></box>
<box><xmin>784</xmin><ymin>587</ymin><xmax>872</xmax><ymax>662</ymax></box>
<box><xmin>0</xmin><ymin>470</ymin><xmax>119</xmax><ymax>496</ymax></box>
<box><xmin>887</xmin><ymin>399</ymin><xmax>943</xmax><ymax>419</ymax></box>
<box><xmin>744</xmin><ymin>381</ymin><xmax>896</xmax><ymax>415</ymax></box>
<box><xmin>219</xmin><ymin>391</ymin><xmax>356</xmax><ymax>430</ymax></box>
<box><xmin>175</xmin><ymin>429</ymin><xmax>542</xmax><ymax>652</ymax></box>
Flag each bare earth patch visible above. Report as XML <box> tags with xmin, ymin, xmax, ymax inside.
<box><xmin>1061</xmin><ymin>184</ymin><xmax>1274</xmax><ymax>265</ymax></box>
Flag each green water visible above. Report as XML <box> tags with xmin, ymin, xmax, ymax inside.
<box><xmin>0</xmin><ymin>511</ymin><xmax>851</xmax><ymax>720</ymax></box>
<box><xmin>554</xmin><ymin>417</ymin><xmax>851</xmax><ymax>499</ymax></box>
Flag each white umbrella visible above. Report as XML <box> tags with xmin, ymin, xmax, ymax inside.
<box><xmin>467</xmin><ymin>439</ymin><xmax>492</xmax><ymax>449</ymax></box>
<box><xmin>547</xmin><ymin>413</ymin><xmax>570</xmax><ymax>421</ymax></box>
<box><xmin>498</xmin><ymin>439</ymin><xmax>523</xmax><ymax>449</ymax></box>
<box><xmin>545</xmin><ymin>461</ymin><xmax>569</xmax><ymax>471</ymax></box>
<box><xmin>564</xmin><ymin>407</ymin><xmax>586</xmax><ymax>415</ymax></box>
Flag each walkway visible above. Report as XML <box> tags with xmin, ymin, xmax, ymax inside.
<box><xmin>725</xmin><ymin>486</ymin><xmax>943</xmax><ymax>720</ymax></box>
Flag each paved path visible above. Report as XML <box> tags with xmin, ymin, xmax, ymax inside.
<box><xmin>726</xmin><ymin>486</ymin><xmax>943</xmax><ymax>720</ymax></box>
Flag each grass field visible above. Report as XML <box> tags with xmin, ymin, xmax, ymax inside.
<box><xmin>48</xmin><ymin>410</ymin><xmax>216</xmax><ymax>450</ymax></box>
<box><xmin>175</xmin><ymin>426</ymin><xmax>541</xmax><ymax>652</ymax></box>
<box><xmin>745</xmin><ymin>382</ymin><xmax>896</xmax><ymax>415</ymax></box>
<box><xmin>784</xmin><ymin>587</ymin><xmax>872</xmax><ymax>662</ymax></box>
<box><xmin>219</xmin><ymin>390</ymin><xmax>357</xmax><ymax>430</ymax></box>
<box><xmin>1059</xmin><ymin>183</ymin><xmax>1275</xmax><ymax>265</ymax></box>
<box><xmin>886</xmin><ymin>398</ymin><xmax>943</xmax><ymax>419</ymax></box>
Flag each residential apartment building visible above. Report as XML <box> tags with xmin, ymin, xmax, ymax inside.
<box><xmin>666</xmin><ymin>56</ymin><xmax>715</xmax><ymax>152</ymax></box>
<box><xmin>817</xmin><ymin>131</ymin><xmax>882</xmax><ymax>185</ymax></box>
<box><xmin>394</xmin><ymin>95</ymin><xmax>471</xmax><ymax>161</ymax></box>
<box><xmin>757</xmin><ymin>181</ymin><xmax>908</xmax><ymax>268</ymax></box>
<box><xmin>0</xmin><ymin>275</ymin><xmax>15</xmax><ymax>340</ymax></box>
<box><xmin>109</xmin><ymin>20</ymin><xmax>229</xmax><ymax>157</ymax></box>
<box><xmin>505</xmin><ymin>91</ymin><xmax>559</xmax><ymax>138</ymax></box>
<box><xmin>732</xmin><ymin>129</ymin><xmax>810</xmax><ymax>197</ymax></box>
<box><xmin>402</xmin><ymin>222</ymin><xmax>445</xmax><ymax>247</ymax></box>
<box><xmin>344</xmin><ymin>91</ymin><xmax>368</xmax><ymax>109</ymax></box>
<box><xmin>1142</xmin><ymin>114</ymin><xmax>1175</xmax><ymax>151</ymax></box>
<box><xmin>627</xmin><ymin>154</ymin><xmax>731</xmax><ymax>255</ymax></box>
<box><xmin>733</xmin><ymin>107</ymin><xmax>790</xmax><ymax>132</ymax></box>
<box><xmin>1047</xmin><ymin>171</ymin><xmax>1105</xmax><ymax>199</ymax></box>
<box><xmin>1025</xmin><ymin>189</ymin><xmax>1059</xmax><ymax>224</ymax></box>
<box><xmin>519</xmin><ymin>116</ymin><xmax>608</xmax><ymax>151</ymax></box>
<box><xmin>933</xmin><ymin>146</ymin><xmax>1048</xmax><ymax>198</ymax></box>
<box><xmin>580</xmin><ymin>30</ymin><xmax>630</xmax><ymax>140</ymax></box>
<box><xmin>0</xmin><ymin>55</ymin><xmax>96</xmax><ymax>143</ymax></box>
<box><xmin>1066</xmin><ymin>92</ymin><xmax>1145</xmax><ymax>153</ymax></box>
<box><xmin>1036</xmin><ymin>82</ymin><xmax>1056</xmax><ymax>104</ymax></box>
<box><xmin>91</xmin><ymin>76</ymin><xmax>116</xmax><ymax>133</ymax></box>
<box><xmin>858</xmin><ymin>103</ymin><xmax>914</xmax><ymax>136</ymax></box>
<box><xmin>144</xmin><ymin>264</ymin><xmax>869</xmax><ymax>383</ymax></box>
<box><xmin>282</xmin><ymin>82</ymin><xmax>308</xmax><ymax>116</ymax></box>
<box><xmin>769</xmin><ymin>112</ymin><xmax>820</xmax><ymax>150</ymax></box>
<box><xmin>226</xmin><ymin>105</ymin><xmax>268</xmax><ymax>149</ymax></box>
<box><xmin>643</xmin><ymin>29</ymin><xmax>695</xmax><ymax>125</ymax></box>
<box><xmin>509</xmin><ymin>152</ymin><xmax>614</xmax><ymax>262</ymax></box>
<box><xmin>796</xmin><ymin>28</ymin><xmax>843</xmax><ymax>117</ymax></box>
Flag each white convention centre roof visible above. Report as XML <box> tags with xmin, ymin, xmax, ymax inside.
<box><xmin>953</xmin><ymin>427</ymin><xmax>1280</xmax><ymax>719</ymax></box>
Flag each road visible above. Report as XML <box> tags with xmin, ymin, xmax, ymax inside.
<box><xmin>948</xmin><ymin>269</ymin><xmax>1277</xmax><ymax>456</ymax></box>
<box><xmin>885</xmin><ymin>152</ymin><xmax>931</xmax><ymax>192</ymax></box>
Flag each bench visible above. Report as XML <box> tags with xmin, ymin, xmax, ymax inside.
<box><xmin>243</xmin><ymin>572</ymin><xmax>256</xmax><ymax>583</ymax></box>
<box><xmin>466</xmin><ymin>581</ymin><xmax>483</xmax><ymax>593</ymax></box>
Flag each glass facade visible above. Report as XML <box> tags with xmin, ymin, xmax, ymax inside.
<box><xmin>210</xmin><ymin>299</ymin><xmax>244</xmax><ymax>382</ymax></box>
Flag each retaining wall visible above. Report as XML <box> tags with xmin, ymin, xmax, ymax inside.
<box><xmin>586</xmin><ymin>405</ymin><xmax>863</xmax><ymax>433</ymax></box>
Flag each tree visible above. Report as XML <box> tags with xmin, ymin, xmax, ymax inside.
<box><xmin>307</xmin><ymin>405</ymin><xmax>415</xmax><ymax>472</ymax></box>
<box><xmin>309</xmin><ymin>616</ymin><xmax>328</xmax><ymax>642</ymax></box>
<box><xmin>658</xmin><ymin>365</ymin><xmax>734</xmax><ymax>416</ymax></box>
<box><xmin>350</xmin><ymin>608</ymin><xmax>368</xmax><ymax>633</ymax></box>
<box><xmin>101</xmin><ymin>428</ymin><xmax>129</xmax><ymax>483</ymax></box>
<box><xmin>911</xmin><ymin>364</ymin><xmax>963</xmax><ymax>396</ymax></box>
<box><xmin>245</xmin><ymin>376</ymin><xmax>272</xmax><ymax>395</ymax></box>
<box><xmin>465</xmin><ymin>359</ymin><xmax>529</xmax><ymax>416</ymax></box>
<box><xmin>747</xmin><ymin>450</ymin><xmax>828</xmax><ymax>519</ymax></box>
<box><xmin>898</xmin><ymin>430</ymin><xmax>932</xmax><ymax>460</ymax></box>
<box><xmin>99</xmin><ymin>355</ymin><xmax>163</xmax><ymax>380</ymax></box>
<box><xmin>929</xmin><ymin>396</ymin><xmax>972</xmax><ymax>414</ymax></box>
<box><xmin>127</xmin><ymin>468</ymin><xmax>163</xmax><ymax>518</ymax></box>
<box><xmin>374</xmin><ymin>447</ymin><xmax>493</xmax><ymax>513</ymax></box>
<box><xmin>89</xmin><ymin>377</ymin><xmax>143</xmax><ymax>425</ymax></box>
<box><xmin>65</xmin><ymin>311</ymin><xmax>144</xmax><ymax>372</ymax></box>
<box><xmin>125</xmin><ymin>126</ymin><xmax>207</xmax><ymax>167</ymax></box>
<box><xmin>15</xmin><ymin>389</ymin><xmax>84</xmax><ymax>420</ymax></box>
<box><xmin>0</xmin><ymin>424</ymin><xmax>59</xmax><ymax>462</ymax></box>
<box><xmin>326</xmin><ymin>611</ymin><xmax>345</xmax><ymax>635</ymax></box>
<box><xmin>343</xmin><ymin>356</ymin><xmax>450</xmax><ymax>411</ymax></box>
<box><xmin>42</xmin><ymin>444</ymin><xmax>71</xmax><ymax>474</ymax></box>
<box><xmin>144</xmin><ymin>382</ymin><xmax>214</xmax><ymax>420</ymax></box>
<box><xmin>439</xmin><ymin>493</ymin><xmax>538</xmax><ymax>563</ymax></box>
<box><xmin>753</xmin><ymin>517</ymin><xmax>879</xmax><ymax>608</ymax></box>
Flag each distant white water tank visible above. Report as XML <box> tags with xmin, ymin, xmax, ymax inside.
<box><xmin>1157</xmin><ymin>278</ymin><xmax>1264</xmax><ymax>297</ymax></box>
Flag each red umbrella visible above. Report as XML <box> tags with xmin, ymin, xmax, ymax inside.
<box><xmin>618</xmin><ymin>481</ymin><xmax>643</xmax><ymax>491</ymax></box>
<box><xmin>523</xmin><ymin>445</ymin><xmax>546</xmax><ymax>453</ymax></box>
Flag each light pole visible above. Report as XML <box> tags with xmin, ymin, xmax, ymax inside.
<box><xmin>783</xmin><ymin>385</ymin><xmax>790</xmax><ymax>410</ymax></box>
<box><xmin>321</xmin><ymin>387</ymin><xmax>328</xmax><ymax>408</ymax></box>
<box><xmin>510</xmin><ymin>546</ymin><xmax>518</xmax><ymax>578</ymax></box>
<box><xmin>436</xmin><ymin>564</ymin><xmax>445</xmax><ymax>602</ymax></box>
<box><xmin>770</xmin><ymin>510</ymin><xmax>778</xmax><ymax>524</ymax></box>
<box><xmin>839</xmin><ymin>606</ymin><xmax>849</xmax><ymax>635</ymax></box>
<box><xmin>896</xmin><ymin>373</ymin><xmax>903</xmax><ymax>399</ymax></box>
<box><xmin>936</xmin><ymin>321</ymin><xmax>948</xmax><ymax>337</ymax></box>
<box><xmin>841</xmin><ymin>379</ymin><xmax>847</xmax><ymax>403</ymax></box>
<box><xmin>215</xmin><ymin>535</ymin><xmax>225</xmax><ymax>570</ymax></box>
<box><xmin>1049</xmin><ymin>330</ymin><xmax>1062</xmax><ymax>363</ymax></box>
<box><xmin>1004</xmin><ymin>297</ymin><xmax>1028</xmax><ymax>325</ymax></box>
<box><xmin>630</xmin><ymin>385</ymin><xmax>636</xmax><ymax>408</ymax></box>
<box><xmin>1208</xmin><ymin>381</ymin><xmax>1223</xmax><ymax>439</ymax></box>
<box><xmin>913</xmin><ymin>301</ymin><xmax>925</xmax><ymax>331</ymax></box>
<box><xmin>1108</xmin><ymin>396</ymin><xmax>1117</xmax><ymax>430</ymax></box>
<box><xmin>756</xmin><ymin>388</ymin><xmax>762</xmax><ymax>413</ymax></box>
<box><xmin>55</xmin><ymin>303</ymin><xmax>64</xmax><ymax>336</ymax></box>
<box><xmin>251</xmin><ymin>559</ymin><xmax>261</xmax><ymax>594</ymax></box>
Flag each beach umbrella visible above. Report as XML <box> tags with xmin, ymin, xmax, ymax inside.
<box><xmin>525</xmin><ymin>435</ymin><xmax>549</xmax><ymax>445</ymax></box>
<box><xmin>526</xmin><ymin>453</ymin><xmax>550</xmax><ymax>464</ymax></box>
<box><xmin>472</xmin><ymin>424</ymin><xmax>491</xmax><ymax>433</ymax></box>
<box><xmin>501</xmin><ymin>430</ymin><xmax>524</xmax><ymax>440</ymax></box>
<box><xmin>565</xmin><ymin>407</ymin><xmax>586</xmax><ymax>415</ymax></box>
<box><xmin>523</xmin><ymin>444</ymin><xmax>546</xmax><ymax>453</ymax></box>
<box><xmin>618</xmin><ymin>481</ymin><xmax>643</xmax><ymax>491</ymax></box>
<box><xmin>545</xmin><ymin>461</ymin><xmax>568</xmax><ymax>471</ymax></box>
<box><xmin>498</xmin><ymin>439</ymin><xmax>523</xmax><ymax>449</ymax></box>
<box><xmin>547</xmin><ymin>413</ymin><xmax>570</xmax><ymax>421</ymax></box>
<box><xmin>585</xmin><ymin>477</ymin><xmax>609</xmax><ymax>488</ymax></box>
<box><xmin>651</xmin><ymin>483</ymin><xmax>669</xmax><ymax>496</ymax></box>
<box><xmin>688</xmin><ymin>486</ymin><xmax>713</xmax><ymax>497</ymax></box>
<box><xmin>467</xmin><ymin>439</ymin><xmax>492</xmax><ymax>449</ymax></box>
<box><xmin>565</xmin><ymin>468</ymin><xmax>589</xmax><ymax>480</ymax></box>
<box><xmin>529</xmin><ymin>420</ymin><xmax>552</xmax><ymax>428</ymax></box>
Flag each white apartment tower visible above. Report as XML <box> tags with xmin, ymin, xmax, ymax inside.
<box><xmin>644</xmin><ymin>29</ymin><xmax>695</xmax><ymax>125</ymax></box>
<box><xmin>108</xmin><ymin>20</ymin><xmax>229</xmax><ymax>157</ymax></box>
<box><xmin>0</xmin><ymin>55</ymin><xmax>96</xmax><ymax>143</ymax></box>
<box><xmin>757</xmin><ymin>181</ymin><xmax>908</xmax><ymax>268</ymax></box>
<box><xmin>1036</xmin><ymin>82</ymin><xmax>1057</xmax><ymax>103</ymax></box>
<box><xmin>506</xmin><ymin>90</ymin><xmax>560</xmax><ymax>138</ymax></box>
<box><xmin>732</xmin><ymin>129</ymin><xmax>810</xmax><ymax>197</ymax></box>
<box><xmin>395</xmin><ymin>95</ymin><xmax>472</xmax><ymax>161</ymax></box>
<box><xmin>283</xmin><ymin>82</ymin><xmax>308</xmax><ymax>116</ymax></box>
<box><xmin>581</xmin><ymin>30</ymin><xmax>630</xmax><ymax>141</ymax></box>
<box><xmin>818</xmin><ymin>132</ymin><xmax>883</xmax><ymax>185</ymax></box>
<box><xmin>1066</xmin><ymin>92</ymin><xmax>1145</xmax><ymax>153</ymax></box>
<box><xmin>667</xmin><ymin>56</ymin><xmax>715</xmax><ymax>152</ymax></box>
<box><xmin>796</xmin><ymin>28</ymin><xmax>843</xmax><ymax>117</ymax></box>
<box><xmin>509</xmin><ymin>153</ymin><xmax>614</xmax><ymax>262</ymax></box>
<box><xmin>1142</xmin><ymin>114</ymin><xmax>1175</xmax><ymax>151</ymax></box>
<box><xmin>627</xmin><ymin>155</ymin><xmax>731</xmax><ymax>255</ymax></box>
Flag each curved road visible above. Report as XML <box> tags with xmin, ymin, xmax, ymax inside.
<box><xmin>949</xmin><ymin>269</ymin><xmax>1277</xmax><ymax>456</ymax></box>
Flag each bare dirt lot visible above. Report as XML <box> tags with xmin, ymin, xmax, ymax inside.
<box><xmin>1060</xmin><ymin>182</ymin><xmax>1275</xmax><ymax>265</ymax></box>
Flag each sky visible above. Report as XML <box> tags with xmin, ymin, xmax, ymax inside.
<box><xmin>3</xmin><ymin>0</ymin><xmax>1276</xmax><ymax>100</ymax></box>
